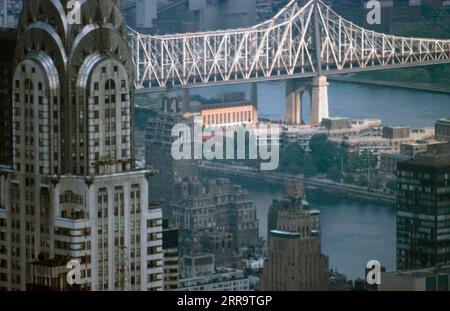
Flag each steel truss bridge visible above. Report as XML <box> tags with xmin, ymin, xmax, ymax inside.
<box><xmin>128</xmin><ymin>0</ymin><xmax>450</xmax><ymax>91</ymax></box>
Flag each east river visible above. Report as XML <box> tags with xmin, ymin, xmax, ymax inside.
<box><xmin>190</xmin><ymin>80</ymin><xmax>450</xmax><ymax>280</ymax></box>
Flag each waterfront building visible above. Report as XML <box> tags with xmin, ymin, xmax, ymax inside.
<box><xmin>0</xmin><ymin>0</ymin><xmax>163</xmax><ymax>291</ymax></box>
<box><xmin>321</xmin><ymin>117</ymin><xmax>350</xmax><ymax>131</ymax></box>
<box><xmin>201</xmin><ymin>101</ymin><xmax>258</xmax><ymax>127</ymax></box>
<box><xmin>379</xmin><ymin>265</ymin><xmax>450</xmax><ymax>291</ymax></box>
<box><xmin>397</xmin><ymin>143</ymin><xmax>450</xmax><ymax>270</ymax></box>
<box><xmin>380</xmin><ymin>141</ymin><xmax>447</xmax><ymax>175</ymax></box>
<box><xmin>380</xmin><ymin>153</ymin><xmax>410</xmax><ymax>175</ymax></box>
<box><xmin>401</xmin><ymin>141</ymin><xmax>435</xmax><ymax>158</ymax></box>
<box><xmin>340</xmin><ymin>128</ymin><xmax>434</xmax><ymax>159</ymax></box>
<box><xmin>383</xmin><ymin>126</ymin><xmax>411</xmax><ymax>139</ymax></box>
<box><xmin>281</xmin><ymin>119</ymin><xmax>381</xmax><ymax>151</ymax></box>
<box><xmin>261</xmin><ymin>181</ymin><xmax>329</xmax><ymax>291</ymax></box>
<box><xmin>435</xmin><ymin>118</ymin><xmax>450</xmax><ymax>142</ymax></box>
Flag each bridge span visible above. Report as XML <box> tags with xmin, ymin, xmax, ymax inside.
<box><xmin>128</xmin><ymin>0</ymin><xmax>450</xmax><ymax>125</ymax></box>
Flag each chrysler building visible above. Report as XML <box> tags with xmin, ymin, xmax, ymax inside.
<box><xmin>0</xmin><ymin>0</ymin><xmax>163</xmax><ymax>291</ymax></box>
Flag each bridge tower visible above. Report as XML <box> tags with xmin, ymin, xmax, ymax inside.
<box><xmin>284</xmin><ymin>0</ymin><xmax>329</xmax><ymax>126</ymax></box>
<box><xmin>310</xmin><ymin>76</ymin><xmax>329</xmax><ymax>126</ymax></box>
<box><xmin>284</xmin><ymin>79</ymin><xmax>305</xmax><ymax>125</ymax></box>
<box><xmin>284</xmin><ymin>76</ymin><xmax>329</xmax><ymax>126</ymax></box>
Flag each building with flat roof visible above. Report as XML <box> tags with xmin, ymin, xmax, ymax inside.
<box><xmin>397</xmin><ymin>144</ymin><xmax>450</xmax><ymax>270</ymax></box>
<box><xmin>261</xmin><ymin>181</ymin><xmax>328</xmax><ymax>291</ymax></box>
<box><xmin>182</xmin><ymin>253</ymin><xmax>215</xmax><ymax>278</ymax></box>
<box><xmin>435</xmin><ymin>118</ymin><xmax>450</xmax><ymax>142</ymax></box>
<box><xmin>379</xmin><ymin>265</ymin><xmax>450</xmax><ymax>291</ymax></box>
<box><xmin>380</xmin><ymin>141</ymin><xmax>446</xmax><ymax>175</ymax></box>
<box><xmin>178</xmin><ymin>267</ymin><xmax>250</xmax><ymax>291</ymax></box>
<box><xmin>178</xmin><ymin>252</ymin><xmax>249</xmax><ymax>291</ymax></box>
<box><xmin>401</xmin><ymin>141</ymin><xmax>433</xmax><ymax>158</ymax></box>
<box><xmin>162</xmin><ymin>219</ymin><xmax>179</xmax><ymax>290</ymax></box>
<box><xmin>383</xmin><ymin>126</ymin><xmax>411</xmax><ymax>139</ymax></box>
<box><xmin>380</xmin><ymin>153</ymin><xmax>410</xmax><ymax>175</ymax></box>
<box><xmin>281</xmin><ymin>119</ymin><xmax>382</xmax><ymax>151</ymax></box>
<box><xmin>201</xmin><ymin>102</ymin><xmax>258</xmax><ymax>127</ymax></box>
<box><xmin>321</xmin><ymin>117</ymin><xmax>350</xmax><ymax>130</ymax></box>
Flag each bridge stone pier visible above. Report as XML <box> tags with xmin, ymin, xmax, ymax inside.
<box><xmin>284</xmin><ymin>76</ymin><xmax>329</xmax><ymax>126</ymax></box>
<box><xmin>310</xmin><ymin>76</ymin><xmax>329</xmax><ymax>126</ymax></box>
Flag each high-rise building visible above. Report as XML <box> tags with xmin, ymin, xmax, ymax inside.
<box><xmin>162</xmin><ymin>219</ymin><xmax>179</xmax><ymax>290</ymax></box>
<box><xmin>261</xmin><ymin>181</ymin><xmax>328</xmax><ymax>291</ymax></box>
<box><xmin>145</xmin><ymin>92</ymin><xmax>199</xmax><ymax>207</ymax></box>
<box><xmin>0</xmin><ymin>28</ymin><xmax>16</xmax><ymax>166</ymax></box>
<box><xmin>397</xmin><ymin>143</ymin><xmax>450</xmax><ymax>270</ymax></box>
<box><xmin>0</xmin><ymin>0</ymin><xmax>163</xmax><ymax>291</ymax></box>
<box><xmin>26</xmin><ymin>256</ymin><xmax>77</xmax><ymax>291</ymax></box>
<box><xmin>379</xmin><ymin>265</ymin><xmax>450</xmax><ymax>291</ymax></box>
<box><xmin>169</xmin><ymin>178</ymin><xmax>259</xmax><ymax>262</ymax></box>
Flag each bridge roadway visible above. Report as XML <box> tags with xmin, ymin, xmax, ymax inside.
<box><xmin>129</xmin><ymin>0</ymin><xmax>450</xmax><ymax>91</ymax></box>
<box><xmin>199</xmin><ymin>162</ymin><xmax>395</xmax><ymax>205</ymax></box>
<box><xmin>128</xmin><ymin>0</ymin><xmax>450</xmax><ymax>126</ymax></box>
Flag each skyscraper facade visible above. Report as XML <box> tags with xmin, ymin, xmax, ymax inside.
<box><xmin>0</xmin><ymin>28</ymin><xmax>16</xmax><ymax>166</ymax></box>
<box><xmin>261</xmin><ymin>181</ymin><xmax>328</xmax><ymax>291</ymax></box>
<box><xmin>0</xmin><ymin>0</ymin><xmax>163</xmax><ymax>291</ymax></box>
<box><xmin>397</xmin><ymin>144</ymin><xmax>450</xmax><ymax>270</ymax></box>
<box><xmin>145</xmin><ymin>92</ymin><xmax>199</xmax><ymax>206</ymax></box>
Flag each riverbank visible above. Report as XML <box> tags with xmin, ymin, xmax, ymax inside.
<box><xmin>200</xmin><ymin>162</ymin><xmax>395</xmax><ymax>205</ymax></box>
<box><xmin>328</xmin><ymin>76</ymin><xmax>450</xmax><ymax>94</ymax></box>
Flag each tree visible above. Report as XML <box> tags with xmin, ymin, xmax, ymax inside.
<box><xmin>327</xmin><ymin>166</ymin><xmax>342</xmax><ymax>182</ymax></box>
<box><xmin>309</xmin><ymin>134</ymin><xmax>341</xmax><ymax>174</ymax></box>
<box><xmin>357</xmin><ymin>174</ymin><xmax>369</xmax><ymax>188</ymax></box>
<box><xmin>343</xmin><ymin>174</ymin><xmax>355</xmax><ymax>184</ymax></box>
<box><xmin>285</xmin><ymin>162</ymin><xmax>302</xmax><ymax>175</ymax></box>
<box><xmin>386</xmin><ymin>179</ymin><xmax>397</xmax><ymax>193</ymax></box>
<box><xmin>370</xmin><ymin>176</ymin><xmax>384</xmax><ymax>190</ymax></box>
<box><xmin>303</xmin><ymin>154</ymin><xmax>318</xmax><ymax>177</ymax></box>
<box><xmin>279</xmin><ymin>143</ymin><xmax>306</xmax><ymax>173</ymax></box>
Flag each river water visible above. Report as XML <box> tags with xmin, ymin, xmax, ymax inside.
<box><xmin>190</xmin><ymin>80</ymin><xmax>450</xmax><ymax>280</ymax></box>
<box><xmin>191</xmin><ymin>80</ymin><xmax>450</xmax><ymax>127</ymax></box>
